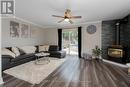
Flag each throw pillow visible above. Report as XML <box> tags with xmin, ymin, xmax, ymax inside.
<box><xmin>11</xmin><ymin>47</ymin><xmax>20</xmax><ymax>57</ymax></box>
<box><xmin>39</xmin><ymin>45</ymin><xmax>49</xmax><ymax>52</ymax></box>
<box><xmin>18</xmin><ymin>46</ymin><xmax>36</xmax><ymax>54</ymax></box>
<box><xmin>2</xmin><ymin>48</ymin><xmax>16</xmax><ymax>58</ymax></box>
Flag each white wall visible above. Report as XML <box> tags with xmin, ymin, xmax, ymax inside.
<box><xmin>43</xmin><ymin>22</ymin><xmax>102</xmax><ymax>56</ymax></box>
<box><xmin>44</xmin><ymin>28</ymin><xmax>58</xmax><ymax>45</ymax></box>
<box><xmin>0</xmin><ymin>16</ymin><xmax>3</xmax><ymax>84</ymax></box>
<box><xmin>2</xmin><ymin>18</ymin><xmax>46</xmax><ymax>47</ymax></box>
<box><xmin>82</xmin><ymin>22</ymin><xmax>102</xmax><ymax>55</ymax></box>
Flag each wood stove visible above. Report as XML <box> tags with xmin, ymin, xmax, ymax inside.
<box><xmin>108</xmin><ymin>45</ymin><xmax>127</xmax><ymax>63</ymax></box>
<box><xmin>108</xmin><ymin>47</ymin><xmax>123</xmax><ymax>58</ymax></box>
<box><xmin>107</xmin><ymin>22</ymin><xmax>127</xmax><ymax>63</ymax></box>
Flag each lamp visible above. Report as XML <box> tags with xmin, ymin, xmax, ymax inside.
<box><xmin>64</xmin><ymin>18</ymin><xmax>69</xmax><ymax>22</ymax></box>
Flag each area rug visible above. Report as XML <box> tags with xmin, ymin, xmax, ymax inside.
<box><xmin>4</xmin><ymin>57</ymin><xmax>66</xmax><ymax>84</ymax></box>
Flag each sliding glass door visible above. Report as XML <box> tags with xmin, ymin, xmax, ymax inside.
<box><xmin>62</xmin><ymin>29</ymin><xmax>78</xmax><ymax>55</ymax></box>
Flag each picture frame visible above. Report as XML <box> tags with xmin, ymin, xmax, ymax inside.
<box><xmin>10</xmin><ymin>21</ymin><xmax>20</xmax><ymax>38</ymax></box>
<box><xmin>20</xmin><ymin>23</ymin><xmax>30</xmax><ymax>38</ymax></box>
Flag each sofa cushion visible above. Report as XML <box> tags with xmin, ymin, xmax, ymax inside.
<box><xmin>11</xmin><ymin>53</ymin><xmax>35</xmax><ymax>62</ymax></box>
<box><xmin>2</xmin><ymin>48</ymin><xmax>16</xmax><ymax>58</ymax></box>
<box><xmin>49</xmin><ymin>51</ymin><xmax>66</xmax><ymax>58</ymax></box>
<box><xmin>11</xmin><ymin>47</ymin><xmax>20</xmax><ymax>57</ymax></box>
<box><xmin>18</xmin><ymin>46</ymin><xmax>36</xmax><ymax>54</ymax></box>
<box><xmin>18</xmin><ymin>48</ymin><xmax>26</xmax><ymax>55</ymax></box>
<box><xmin>49</xmin><ymin>45</ymin><xmax>59</xmax><ymax>51</ymax></box>
<box><xmin>49</xmin><ymin>51</ymin><xmax>65</xmax><ymax>55</ymax></box>
<box><xmin>39</xmin><ymin>45</ymin><xmax>49</xmax><ymax>52</ymax></box>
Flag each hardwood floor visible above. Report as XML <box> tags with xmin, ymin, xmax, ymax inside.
<box><xmin>2</xmin><ymin>56</ymin><xmax>130</xmax><ymax>87</ymax></box>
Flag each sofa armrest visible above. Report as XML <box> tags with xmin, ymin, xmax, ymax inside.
<box><xmin>2</xmin><ymin>55</ymin><xmax>13</xmax><ymax>71</ymax></box>
<box><xmin>2</xmin><ymin>55</ymin><xmax>14</xmax><ymax>62</ymax></box>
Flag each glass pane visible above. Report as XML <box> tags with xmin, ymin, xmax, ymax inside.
<box><xmin>62</xmin><ymin>29</ymin><xmax>78</xmax><ymax>55</ymax></box>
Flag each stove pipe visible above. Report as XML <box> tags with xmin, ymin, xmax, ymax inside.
<box><xmin>115</xmin><ymin>22</ymin><xmax>120</xmax><ymax>45</ymax></box>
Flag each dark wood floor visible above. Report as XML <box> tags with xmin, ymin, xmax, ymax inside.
<box><xmin>2</xmin><ymin>56</ymin><xmax>130</xmax><ymax>87</ymax></box>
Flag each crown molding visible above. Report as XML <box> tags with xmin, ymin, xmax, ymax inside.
<box><xmin>1</xmin><ymin>15</ymin><xmax>46</xmax><ymax>29</ymax></box>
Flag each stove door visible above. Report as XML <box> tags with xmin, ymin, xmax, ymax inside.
<box><xmin>108</xmin><ymin>48</ymin><xmax>123</xmax><ymax>58</ymax></box>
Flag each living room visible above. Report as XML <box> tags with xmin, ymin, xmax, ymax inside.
<box><xmin>0</xmin><ymin>0</ymin><xmax>130</xmax><ymax>87</ymax></box>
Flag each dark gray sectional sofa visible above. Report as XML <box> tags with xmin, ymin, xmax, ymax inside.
<box><xmin>2</xmin><ymin>45</ymin><xmax>66</xmax><ymax>71</ymax></box>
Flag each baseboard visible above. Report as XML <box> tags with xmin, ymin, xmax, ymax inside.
<box><xmin>103</xmin><ymin>59</ymin><xmax>128</xmax><ymax>68</ymax></box>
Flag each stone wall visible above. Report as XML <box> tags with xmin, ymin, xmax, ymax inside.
<box><xmin>120</xmin><ymin>15</ymin><xmax>130</xmax><ymax>61</ymax></box>
<box><xmin>102</xmin><ymin>14</ymin><xmax>130</xmax><ymax>62</ymax></box>
<box><xmin>102</xmin><ymin>20</ymin><xmax>116</xmax><ymax>59</ymax></box>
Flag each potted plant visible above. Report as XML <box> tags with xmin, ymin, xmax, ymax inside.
<box><xmin>92</xmin><ymin>45</ymin><xmax>102</xmax><ymax>60</ymax></box>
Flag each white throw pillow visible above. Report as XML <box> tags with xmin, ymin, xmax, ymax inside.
<box><xmin>11</xmin><ymin>47</ymin><xmax>20</xmax><ymax>57</ymax></box>
<box><xmin>18</xmin><ymin>46</ymin><xmax>36</xmax><ymax>54</ymax></box>
<box><xmin>2</xmin><ymin>48</ymin><xmax>16</xmax><ymax>58</ymax></box>
<box><xmin>39</xmin><ymin>45</ymin><xmax>49</xmax><ymax>52</ymax></box>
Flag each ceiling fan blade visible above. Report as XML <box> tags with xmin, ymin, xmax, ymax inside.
<box><xmin>69</xmin><ymin>19</ymin><xmax>73</xmax><ymax>24</ymax></box>
<box><xmin>52</xmin><ymin>15</ymin><xmax>64</xmax><ymax>18</ymax></box>
<box><xmin>58</xmin><ymin>19</ymin><xmax>65</xmax><ymax>23</ymax></box>
<box><xmin>70</xmin><ymin>16</ymin><xmax>82</xmax><ymax>19</ymax></box>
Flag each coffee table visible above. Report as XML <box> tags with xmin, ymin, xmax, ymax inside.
<box><xmin>35</xmin><ymin>52</ymin><xmax>50</xmax><ymax>65</ymax></box>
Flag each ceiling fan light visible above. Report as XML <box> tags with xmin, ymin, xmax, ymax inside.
<box><xmin>64</xmin><ymin>18</ymin><xmax>69</xmax><ymax>22</ymax></box>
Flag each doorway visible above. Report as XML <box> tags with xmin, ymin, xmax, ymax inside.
<box><xmin>62</xmin><ymin>29</ymin><xmax>78</xmax><ymax>55</ymax></box>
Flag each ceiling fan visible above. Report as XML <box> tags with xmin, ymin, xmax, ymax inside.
<box><xmin>52</xmin><ymin>9</ymin><xmax>82</xmax><ymax>24</ymax></box>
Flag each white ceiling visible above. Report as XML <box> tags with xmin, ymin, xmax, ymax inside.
<box><xmin>15</xmin><ymin>0</ymin><xmax>130</xmax><ymax>28</ymax></box>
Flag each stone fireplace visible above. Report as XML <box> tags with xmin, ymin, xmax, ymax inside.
<box><xmin>107</xmin><ymin>19</ymin><xmax>128</xmax><ymax>63</ymax></box>
<box><xmin>102</xmin><ymin>14</ymin><xmax>130</xmax><ymax>64</ymax></box>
